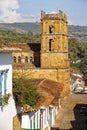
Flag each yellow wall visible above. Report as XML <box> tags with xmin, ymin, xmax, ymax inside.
<box><xmin>41</xmin><ymin>52</ymin><xmax>69</xmax><ymax>68</ymax></box>
<box><xmin>13</xmin><ymin>68</ymin><xmax>70</xmax><ymax>85</ymax></box>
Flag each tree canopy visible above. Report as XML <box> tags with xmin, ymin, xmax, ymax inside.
<box><xmin>0</xmin><ymin>30</ymin><xmax>40</xmax><ymax>43</ymax></box>
<box><xmin>13</xmin><ymin>78</ymin><xmax>40</xmax><ymax>107</ymax></box>
<box><xmin>69</xmin><ymin>37</ymin><xmax>86</xmax><ymax>59</ymax></box>
<box><xmin>79</xmin><ymin>56</ymin><xmax>87</xmax><ymax>85</ymax></box>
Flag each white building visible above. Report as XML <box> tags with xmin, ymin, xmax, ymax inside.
<box><xmin>0</xmin><ymin>48</ymin><xmax>21</xmax><ymax>130</ymax></box>
<box><xmin>70</xmin><ymin>73</ymin><xmax>83</xmax><ymax>92</ymax></box>
<box><xmin>22</xmin><ymin>105</ymin><xmax>59</xmax><ymax>130</ymax></box>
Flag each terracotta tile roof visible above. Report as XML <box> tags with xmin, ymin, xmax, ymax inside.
<box><xmin>29</xmin><ymin>78</ymin><xmax>63</xmax><ymax>109</ymax></box>
<box><xmin>0</xmin><ymin>47</ymin><xmax>21</xmax><ymax>52</ymax></box>
<box><xmin>0</xmin><ymin>43</ymin><xmax>40</xmax><ymax>52</ymax></box>
<box><xmin>38</xmin><ymin>79</ymin><xmax>63</xmax><ymax>106</ymax></box>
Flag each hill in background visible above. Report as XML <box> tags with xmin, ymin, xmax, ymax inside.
<box><xmin>0</xmin><ymin>22</ymin><xmax>40</xmax><ymax>34</ymax></box>
<box><xmin>68</xmin><ymin>25</ymin><xmax>87</xmax><ymax>42</ymax></box>
<box><xmin>0</xmin><ymin>22</ymin><xmax>87</xmax><ymax>42</ymax></box>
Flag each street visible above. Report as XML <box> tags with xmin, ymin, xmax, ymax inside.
<box><xmin>52</xmin><ymin>94</ymin><xmax>87</xmax><ymax>130</ymax></box>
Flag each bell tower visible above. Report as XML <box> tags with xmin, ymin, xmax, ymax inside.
<box><xmin>40</xmin><ymin>10</ymin><xmax>69</xmax><ymax>69</ymax></box>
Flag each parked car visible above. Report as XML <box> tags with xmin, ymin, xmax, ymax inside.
<box><xmin>80</xmin><ymin>107</ymin><xmax>87</xmax><ymax>114</ymax></box>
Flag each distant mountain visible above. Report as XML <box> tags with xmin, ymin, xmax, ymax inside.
<box><xmin>68</xmin><ymin>25</ymin><xmax>87</xmax><ymax>42</ymax></box>
<box><xmin>0</xmin><ymin>22</ymin><xmax>87</xmax><ymax>42</ymax></box>
<box><xmin>0</xmin><ymin>22</ymin><xmax>40</xmax><ymax>34</ymax></box>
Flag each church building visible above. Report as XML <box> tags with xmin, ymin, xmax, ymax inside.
<box><xmin>12</xmin><ymin>10</ymin><xmax>70</xmax><ymax>94</ymax></box>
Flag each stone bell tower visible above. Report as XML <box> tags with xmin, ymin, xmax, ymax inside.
<box><xmin>40</xmin><ymin>10</ymin><xmax>70</xmax><ymax>95</ymax></box>
<box><xmin>40</xmin><ymin>10</ymin><xmax>69</xmax><ymax>69</ymax></box>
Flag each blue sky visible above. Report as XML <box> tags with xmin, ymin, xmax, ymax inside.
<box><xmin>0</xmin><ymin>0</ymin><xmax>87</xmax><ymax>25</ymax></box>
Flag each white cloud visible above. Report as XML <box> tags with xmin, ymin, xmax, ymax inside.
<box><xmin>18</xmin><ymin>14</ymin><xmax>40</xmax><ymax>23</ymax></box>
<box><xmin>0</xmin><ymin>0</ymin><xmax>20</xmax><ymax>23</ymax></box>
<box><xmin>0</xmin><ymin>1</ymin><xmax>70</xmax><ymax>23</ymax></box>
<box><xmin>0</xmin><ymin>0</ymin><xmax>40</xmax><ymax>23</ymax></box>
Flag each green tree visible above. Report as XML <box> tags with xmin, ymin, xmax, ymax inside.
<box><xmin>13</xmin><ymin>78</ymin><xmax>40</xmax><ymax>107</ymax></box>
<box><xmin>79</xmin><ymin>56</ymin><xmax>87</xmax><ymax>85</ymax></box>
<box><xmin>0</xmin><ymin>30</ymin><xmax>40</xmax><ymax>43</ymax></box>
<box><xmin>69</xmin><ymin>37</ymin><xmax>80</xmax><ymax>59</ymax></box>
<box><xmin>69</xmin><ymin>37</ymin><xmax>86</xmax><ymax>59</ymax></box>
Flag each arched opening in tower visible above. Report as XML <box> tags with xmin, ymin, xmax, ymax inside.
<box><xmin>49</xmin><ymin>39</ymin><xmax>53</xmax><ymax>51</ymax></box>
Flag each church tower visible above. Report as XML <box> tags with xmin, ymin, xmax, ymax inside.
<box><xmin>40</xmin><ymin>10</ymin><xmax>70</xmax><ymax>94</ymax></box>
<box><xmin>40</xmin><ymin>10</ymin><xmax>69</xmax><ymax>69</ymax></box>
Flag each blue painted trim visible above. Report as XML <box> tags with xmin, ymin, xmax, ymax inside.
<box><xmin>4</xmin><ymin>71</ymin><xmax>8</xmax><ymax>95</ymax></box>
<box><xmin>0</xmin><ymin>71</ymin><xmax>3</xmax><ymax>105</ymax></box>
<box><xmin>0</xmin><ymin>69</ymin><xmax>9</xmax><ymax>105</ymax></box>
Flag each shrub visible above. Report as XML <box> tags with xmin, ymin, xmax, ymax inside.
<box><xmin>2</xmin><ymin>93</ymin><xmax>11</xmax><ymax>105</ymax></box>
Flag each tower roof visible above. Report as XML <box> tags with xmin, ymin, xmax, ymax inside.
<box><xmin>41</xmin><ymin>10</ymin><xmax>67</xmax><ymax>22</ymax></box>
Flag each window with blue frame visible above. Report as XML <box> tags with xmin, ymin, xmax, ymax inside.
<box><xmin>0</xmin><ymin>69</ymin><xmax>8</xmax><ymax>105</ymax></box>
<box><xmin>4</xmin><ymin>70</ymin><xmax>8</xmax><ymax>95</ymax></box>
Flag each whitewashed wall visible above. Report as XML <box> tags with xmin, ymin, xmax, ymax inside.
<box><xmin>22</xmin><ymin>106</ymin><xmax>59</xmax><ymax>130</ymax></box>
<box><xmin>22</xmin><ymin>110</ymin><xmax>40</xmax><ymax>129</ymax></box>
<box><xmin>0</xmin><ymin>52</ymin><xmax>17</xmax><ymax>130</ymax></box>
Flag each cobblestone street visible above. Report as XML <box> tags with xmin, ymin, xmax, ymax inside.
<box><xmin>52</xmin><ymin>94</ymin><xmax>87</xmax><ymax>130</ymax></box>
